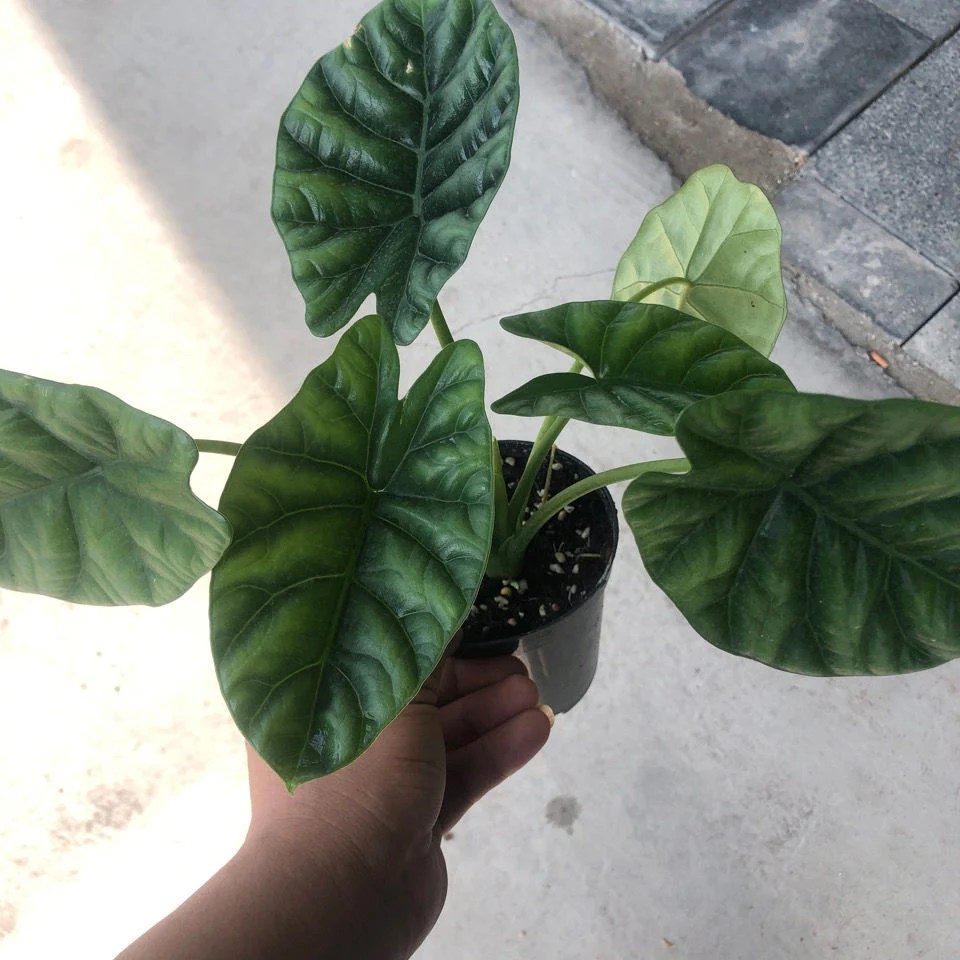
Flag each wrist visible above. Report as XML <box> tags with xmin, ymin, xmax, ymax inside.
<box><xmin>245</xmin><ymin>813</ymin><xmax>446</xmax><ymax>960</ymax></box>
<box><xmin>239</xmin><ymin>821</ymin><xmax>434</xmax><ymax>960</ymax></box>
<box><xmin>117</xmin><ymin>822</ymin><xmax>371</xmax><ymax>960</ymax></box>
<box><xmin>233</xmin><ymin>828</ymin><xmax>368</xmax><ymax>957</ymax></box>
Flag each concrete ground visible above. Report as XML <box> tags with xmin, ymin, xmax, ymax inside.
<box><xmin>0</xmin><ymin>1</ymin><xmax>957</xmax><ymax>958</ymax></box>
<box><xmin>516</xmin><ymin>0</ymin><xmax>960</xmax><ymax>402</ymax></box>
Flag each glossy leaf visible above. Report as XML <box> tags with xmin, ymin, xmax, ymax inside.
<box><xmin>210</xmin><ymin>315</ymin><xmax>493</xmax><ymax>786</ymax></box>
<box><xmin>0</xmin><ymin>370</ymin><xmax>231</xmax><ymax>605</ymax></box>
<box><xmin>491</xmin><ymin>301</ymin><xmax>793</xmax><ymax>435</ymax></box>
<box><xmin>613</xmin><ymin>165</ymin><xmax>786</xmax><ymax>356</ymax></box>
<box><xmin>624</xmin><ymin>391</ymin><xmax>960</xmax><ymax>676</ymax></box>
<box><xmin>272</xmin><ymin>0</ymin><xmax>519</xmax><ymax>346</ymax></box>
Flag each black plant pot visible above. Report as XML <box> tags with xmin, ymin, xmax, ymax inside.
<box><xmin>457</xmin><ymin>440</ymin><xmax>619</xmax><ymax>713</ymax></box>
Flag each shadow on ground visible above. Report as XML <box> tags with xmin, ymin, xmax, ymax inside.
<box><xmin>22</xmin><ymin>0</ymin><xmax>370</xmax><ymax>381</ymax></box>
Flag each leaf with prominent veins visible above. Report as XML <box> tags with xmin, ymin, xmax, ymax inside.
<box><xmin>210</xmin><ymin>314</ymin><xmax>493</xmax><ymax>786</ymax></box>
<box><xmin>625</xmin><ymin>390</ymin><xmax>960</xmax><ymax>676</ymax></box>
<box><xmin>272</xmin><ymin>0</ymin><xmax>519</xmax><ymax>345</ymax></box>
<box><xmin>493</xmin><ymin>300</ymin><xmax>793</xmax><ymax>435</ymax></box>
<box><xmin>613</xmin><ymin>165</ymin><xmax>786</xmax><ymax>356</ymax></box>
<box><xmin>0</xmin><ymin>370</ymin><xmax>230</xmax><ymax>605</ymax></box>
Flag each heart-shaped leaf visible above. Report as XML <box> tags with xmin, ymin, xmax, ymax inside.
<box><xmin>613</xmin><ymin>165</ymin><xmax>786</xmax><ymax>356</ymax></box>
<box><xmin>210</xmin><ymin>315</ymin><xmax>493</xmax><ymax>786</ymax></box>
<box><xmin>624</xmin><ymin>391</ymin><xmax>960</xmax><ymax>676</ymax></box>
<box><xmin>272</xmin><ymin>0</ymin><xmax>519</xmax><ymax>346</ymax></box>
<box><xmin>491</xmin><ymin>301</ymin><xmax>792</xmax><ymax>435</ymax></box>
<box><xmin>0</xmin><ymin>370</ymin><xmax>231</xmax><ymax>605</ymax></box>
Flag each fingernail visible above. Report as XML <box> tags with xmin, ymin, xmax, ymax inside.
<box><xmin>538</xmin><ymin>704</ymin><xmax>556</xmax><ymax>727</ymax></box>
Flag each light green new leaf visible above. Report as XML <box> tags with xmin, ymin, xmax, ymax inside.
<box><xmin>613</xmin><ymin>165</ymin><xmax>786</xmax><ymax>356</ymax></box>
<box><xmin>0</xmin><ymin>370</ymin><xmax>231</xmax><ymax>605</ymax></box>
<box><xmin>624</xmin><ymin>391</ymin><xmax>960</xmax><ymax>677</ymax></box>
<box><xmin>210</xmin><ymin>315</ymin><xmax>493</xmax><ymax>786</ymax></box>
<box><xmin>491</xmin><ymin>301</ymin><xmax>792</xmax><ymax>435</ymax></box>
<box><xmin>272</xmin><ymin>0</ymin><xmax>519</xmax><ymax>346</ymax></box>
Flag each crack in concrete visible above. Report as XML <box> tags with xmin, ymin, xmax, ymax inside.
<box><xmin>454</xmin><ymin>268</ymin><xmax>616</xmax><ymax>335</ymax></box>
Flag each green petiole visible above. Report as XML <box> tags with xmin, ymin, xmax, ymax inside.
<box><xmin>195</xmin><ymin>439</ymin><xmax>242</xmax><ymax>457</ymax></box>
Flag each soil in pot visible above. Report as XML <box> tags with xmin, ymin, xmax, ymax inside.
<box><xmin>458</xmin><ymin>440</ymin><xmax>619</xmax><ymax>711</ymax></box>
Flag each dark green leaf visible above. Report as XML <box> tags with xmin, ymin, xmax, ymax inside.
<box><xmin>613</xmin><ymin>165</ymin><xmax>786</xmax><ymax>356</ymax></box>
<box><xmin>0</xmin><ymin>370</ymin><xmax>231</xmax><ymax>605</ymax></box>
<box><xmin>272</xmin><ymin>0</ymin><xmax>519</xmax><ymax>345</ymax></box>
<box><xmin>210</xmin><ymin>315</ymin><xmax>493</xmax><ymax>786</ymax></box>
<box><xmin>492</xmin><ymin>301</ymin><xmax>792</xmax><ymax>434</ymax></box>
<box><xmin>624</xmin><ymin>391</ymin><xmax>960</xmax><ymax>676</ymax></box>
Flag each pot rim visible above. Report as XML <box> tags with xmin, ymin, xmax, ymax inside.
<box><xmin>459</xmin><ymin>439</ymin><xmax>620</xmax><ymax>652</ymax></box>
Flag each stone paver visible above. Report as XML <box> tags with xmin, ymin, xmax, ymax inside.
<box><xmin>536</xmin><ymin>0</ymin><xmax>960</xmax><ymax>393</ymax></box>
<box><xmin>665</xmin><ymin>0</ymin><xmax>931</xmax><ymax>150</ymax></box>
<box><xmin>814</xmin><ymin>33</ymin><xmax>960</xmax><ymax>276</ymax></box>
<box><xmin>776</xmin><ymin>175</ymin><xmax>957</xmax><ymax>340</ymax></box>
<box><xmin>868</xmin><ymin>0</ymin><xmax>960</xmax><ymax>38</ymax></box>
<box><xmin>585</xmin><ymin>0</ymin><xmax>725</xmax><ymax>56</ymax></box>
<box><xmin>905</xmin><ymin>295</ymin><xmax>960</xmax><ymax>383</ymax></box>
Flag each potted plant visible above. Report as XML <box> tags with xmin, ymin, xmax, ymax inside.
<box><xmin>3</xmin><ymin>0</ymin><xmax>959</xmax><ymax>793</ymax></box>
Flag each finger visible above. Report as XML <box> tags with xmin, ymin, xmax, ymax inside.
<box><xmin>440</xmin><ymin>673</ymin><xmax>540</xmax><ymax>752</ymax></box>
<box><xmin>436</xmin><ymin>655</ymin><xmax>529</xmax><ymax>706</ymax></box>
<box><xmin>414</xmin><ymin>631</ymin><xmax>464</xmax><ymax>707</ymax></box>
<box><xmin>439</xmin><ymin>707</ymin><xmax>551</xmax><ymax>832</ymax></box>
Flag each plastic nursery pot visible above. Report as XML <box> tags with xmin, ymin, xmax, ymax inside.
<box><xmin>457</xmin><ymin>440</ymin><xmax>619</xmax><ymax>714</ymax></box>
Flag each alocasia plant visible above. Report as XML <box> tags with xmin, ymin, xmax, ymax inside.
<box><xmin>3</xmin><ymin>0</ymin><xmax>960</xmax><ymax>788</ymax></box>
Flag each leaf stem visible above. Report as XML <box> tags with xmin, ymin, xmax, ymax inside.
<box><xmin>539</xmin><ymin>443</ymin><xmax>558</xmax><ymax>505</ymax></box>
<box><xmin>626</xmin><ymin>276</ymin><xmax>691</xmax><ymax>303</ymax></box>
<box><xmin>195</xmin><ymin>439</ymin><xmax>242</xmax><ymax>456</ymax></box>
<box><xmin>504</xmin><ymin>359</ymin><xmax>585</xmax><ymax>529</ymax></box>
<box><xmin>502</xmin><ymin>457</ymin><xmax>690</xmax><ymax>562</ymax></box>
<box><xmin>430</xmin><ymin>300</ymin><xmax>455</xmax><ymax>348</ymax></box>
<box><xmin>506</xmin><ymin>417</ymin><xmax>569</xmax><ymax>530</ymax></box>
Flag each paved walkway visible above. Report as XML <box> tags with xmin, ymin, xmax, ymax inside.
<box><xmin>520</xmin><ymin>0</ymin><xmax>960</xmax><ymax>399</ymax></box>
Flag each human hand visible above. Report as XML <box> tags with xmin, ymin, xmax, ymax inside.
<box><xmin>243</xmin><ymin>650</ymin><xmax>552</xmax><ymax>959</ymax></box>
<box><xmin>118</xmin><ymin>649</ymin><xmax>550</xmax><ymax>960</ymax></box>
